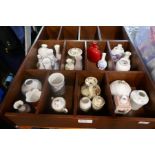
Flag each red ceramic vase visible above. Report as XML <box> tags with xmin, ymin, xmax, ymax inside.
<box><xmin>87</xmin><ymin>42</ymin><xmax>101</xmax><ymax>63</ymax></box>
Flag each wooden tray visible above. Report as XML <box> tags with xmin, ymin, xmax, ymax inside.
<box><xmin>1</xmin><ymin>26</ymin><xmax>155</xmax><ymax>129</ymax></box>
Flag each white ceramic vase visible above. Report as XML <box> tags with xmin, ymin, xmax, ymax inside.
<box><xmin>97</xmin><ymin>53</ymin><xmax>107</xmax><ymax>70</ymax></box>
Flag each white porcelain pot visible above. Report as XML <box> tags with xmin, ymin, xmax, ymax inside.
<box><xmin>116</xmin><ymin>59</ymin><xmax>131</xmax><ymax>71</ymax></box>
<box><xmin>92</xmin><ymin>96</ymin><xmax>105</xmax><ymax>111</ymax></box>
<box><xmin>68</xmin><ymin>48</ymin><xmax>83</xmax><ymax>57</ymax></box>
<box><xmin>79</xmin><ymin>97</ymin><xmax>91</xmax><ymax>112</ymax></box>
<box><xmin>51</xmin><ymin>97</ymin><xmax>68</xmax><ymax>113</ymax></box>
<box><xmin>21</xmin><ymin>79</ymin><xmax>42</xmax><ymax>95</ymax></box>
<box><xmin>130</xmin><ymin>90</ymin><xmax>149</xmax><ymax>110</ymax></box>
<box><xmin>110</xmin><ymin>80</ymin><xmax>131</xmax><ymax>96</ymax></box>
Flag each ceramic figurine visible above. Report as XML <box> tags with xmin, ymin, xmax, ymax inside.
<box><xmin>97</xmin><ymin>53</ymin><xmax>107</xmax><ymax>70</ymax></box>
<box><xmin>74</xmin><ymin>55</ymin><xmax>83</xmax><ymax>70</ymax></box>
<box><xmin>111</xmin><ymin>44</ymin><xmax>124</xmax><ymax>62</ymax></box>
<box><xmin>110</xmin><ymin>80</ymin><xmax>131</xmax><ymax>97</ymax></box>
<box><xmin>87</xmin><ymin>42</ymin><xmax>101</xmax><ymax>63</ymax></box>
<box><xmin>48</xmin><ymin>73</ymin><xmax>65</xmax><ymax>95</ymax></box>
<box><xmin>21</xmin><ymin>79</ymin><xmax>42</xmax><ymax>95</ymax></box>
<box><xmin>68</xmin><ymin>48</ymin><xmax>82</xmax><ymax>58</ymax></box>
<box><xmin>51</xmin><ymin>97</ymin><xmax>68</xmax><ymax>113</ymax></box>
<box><xmin>65</xmin><ymin>58</ymin><xmax>75</xmax><ymax>70</ymax></box>
<box><xmin>116</xmin><ymin>51</ymin><xmax>131</xmax><ymax>71</ymax></box>
<box><xmin>38</xmin><ymin>44</ymin><xmax>49</xmax><ymax>58</ymax></box>
<box><xmin>79</xmin><ymin>97</ymin><xmax>91</xmax><ymax>112</ymax></box>
<box><xmin>92</xmin><ymin>96</ymin><xmax>105</xmax><ymax>111</ymax></box>
<box><xmin>54</xmin><ymin>44</ymin><xmax>61</xmax><ymax>60</ymax></box>
<box><xmin>130</xmin><ymin>90</ymin><xmax>149</xmax><ymax>110</ymax></box>
<box><xmin>13</xmin><ymin>100</ymin><xmax>31</xmax><ymax>113</ymax></box>
<box><xmin>114</xmin><ymin>95</ymin><xmax>132</xmax><ymax>114</ymax></box>
<box><xmin>25</xmin><ymin>88</ymin><xmax>42</xmax><ymax>103</ymax></box>
<box><xmin>42</xmin><ymin>58</ymin><xmax>52</xmax><ymax>69</ymax></box>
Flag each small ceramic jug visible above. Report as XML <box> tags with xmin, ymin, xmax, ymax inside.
<box><xmin>130</xmin><ymin>90</ymin><xmax>149</xmax><ymax>110</ymax></box>
<box><xmin>25</xmin><ymin>88</ymin><xmax>42</xmax><ymax>103</ymax></box>
<box><xmin>87</xmin><ymin>42</ymin><xmax>101</xmax><ymax>63</ymax></box>
<box><xmin>13</xmin><ymin>100</ymin><xmax>31</xmax><ymax>113</ymax></box>
<box><xmin>116</xmin><ymin>51</ymin><xmax>131</xmax><ymax>71</ymax></box>
<box><xmin>111</xmin><ymin>44</ymin><xmax>124</xmax><ymax>62</ymax></box>
<box><xmin>97</xmin><ymin>53</ymin><xmax>107</xmax><ymax>70</ymax></box>
<box><xmin>51</xmin><ymin>97</ymin><xmax>68</xmax><ymax>113</ymax></box>
<box><xmin>79</xmin><ymin>97</ymin><xmax>91</xmax><ymax>112</ymax></box>
<box><xmin>21</xmin><ymin>79</ymin><xmax>42</xmax><ymax>95</ymax></box>
<box><xmin>92</xmin><ymin>96</ymin><xmax>105</xmax><ymax>111</ymax></box>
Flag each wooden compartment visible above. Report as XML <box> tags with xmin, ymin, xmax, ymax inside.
<box><xmin>86</xmin><ymin>41</ymin><xmax>114</xmax><ymax>71</ymax></box>
<box><xmin>1</xmin><ymin>70</ymin><xmax>48</xmax><ymax>114</ymax></box>
<box><xmin>74</xmin><ymin>71</ymin><xmax>114</xmax><ymax>116</ymax></box>
<box><xmin>37</xmin><ymin>71</ymin><xmax>76</xmax><ymax>115</ymax></box>
<box><xmin>99</xmin><ymin>26</ymin><xmax>127</xmax><ymax>40</ymax></box>
<box><xmin>108</xmin><ymin>40</ymin><xmax>144</xmax><ymax>71</ymax></box>
<box><xmin>1</xmin><ymin>26</ymin><xmax>155</xmax><ymax>129</ymax></box>
<box><xmin>80</xmin><ymin>26</ymin><xmax>100</xmax><ymax>40</ymax></box>
<box><xmin>59</xmin><ymin>26</ymin><xmax>79</xmax><ymax>40</ymax></box>
<box><xmin>38</xmin><ymin>26</ymin><xmax>61</xmax><ymax>40</ymax></box>
<box><xmin>107</xmin><ymin>71</ymin><xmax>155</xmax><ymax>118</ymax></box>
<box><xmin>61</xmin><ymin>41</ymin><xmax>86</xmax><ymax>70</ymax></box>
<box><xmin>24</xmin><ymin>40</ymin><xmax>64</xmax><ymax>70</ymax></box>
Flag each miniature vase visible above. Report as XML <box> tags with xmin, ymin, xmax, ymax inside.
<box><xmin>111</xmin><ymin>44</ymin><xmax>124</xmax><ymax>61</ymax></box>
<box><xmin>116</xmin><ymin>51</ymin><xmax>131</xmax><ymax>71</ymax></box>
<box><xmin>74</xmin><ymin>55</ymin><xmax>83</xmax><ymax>70</ymax></box>
<box><xmin>79</xmin><ymin>97</ymin><xmax>91</xmax><ymax>112</ymax></box>
<box><xmin>54</xmin><ymin>44</ymin><xmax>61</xmax><ymax>60</ymax></box>
<box><xmin>92</xmin><ymin>96</ymin><xmax>105</xmax><ymax>111</ymax></box>
<box><xmin>87</xmin><ymin>42</ymin><xmax>101</xmax><ymax>63</ymax></box>
<box><xmin>38</xmin><ymin>44</ymin><xmax>49</xmax><ymax>58</ymax></box>
<box><xmin>97</xmin><ymin>53</ymin><xmax>107</xmax><ymax>70</ymax></box>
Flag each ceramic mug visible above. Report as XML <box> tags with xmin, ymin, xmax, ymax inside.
<box><xmin>79</xmin><ymin>97</ymin><xmax>91</xmax><ymax>112</ymax></box>
<box><xmin>51</xmin><ymin>97</ymin><xmax>68</xmax><ymax>113</ymax></box>
<box><xmin>48</xmin><ymin>73</ymin><xmax>65</xmax><ymax>95</ymax></box>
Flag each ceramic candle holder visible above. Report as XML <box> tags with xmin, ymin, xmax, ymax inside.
<box><xmin>130</xmin><ymin>90</ymin><xmax>149</xmax><ymax>110</ymax></box>
<box><xmin>51</xmin><ymin>97</ymin><xmax>68</xmax><ymax>113</ymax></box>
